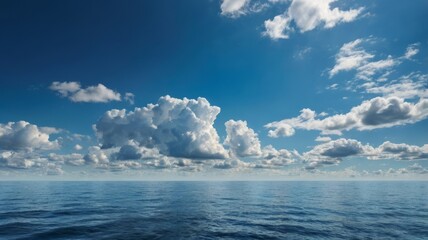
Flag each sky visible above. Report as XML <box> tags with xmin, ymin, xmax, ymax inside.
<box><xmin>0</xmin><ymin>0</ymin><xmax>427</xmax><ymax>180</ymax></box>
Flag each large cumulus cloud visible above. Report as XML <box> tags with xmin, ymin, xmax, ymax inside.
<box><xmin>0</xmin><ymin>121</ymin><xmax>59</xmax><ymax>151</ymax></box>
<box><xmin>94</xmin><ymin>95</ymin><xmax>228</xmax><ymax>159</ymax></box>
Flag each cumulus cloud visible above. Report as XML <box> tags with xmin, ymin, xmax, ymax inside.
<box><xmin>45</xmin><ymin>163</ymin><xmax>64</xmax><ymax>175</ymax></box>
<box><xmin>213</xmin><ymin>159</ymin><xmax>252</xmax><ymax>169</ymax></box>
<box><xmin>221</xmin><ymin>0</ymin><xmax>249</xmax><ymax>17</ymax></box>
<box><xmin>95</xmin><ymin>95</ymin><xmax>228</xmax><ymax>159</ymax></box>
<box><xmin>83</xmin><ymin>146</ymin><xmax>110</xmax><ymax>165</ymax></box>
<box><xmin>303</xmin><ymin>138</ymin><xmax>428</xmax><ymax>169</ymax></box>
<box><xmin>266</xmin><ymin>97</ymin><xmax>428</xmax><ymax>136</ymax></box>
<box><xmin>263</xmin><ymin>15</ymin><xmax>293</xmax><ymax>39</ymax></box>
<box><xmin>264</xmin><ymin>0</ymin><xmax>363</xmax><ymax>40</ymax></box>
<box><xmin>257</xmin><ymin>145</ymin><xmax>295</xmax><ymax>167</ymax></box>
<box><xmin>303</xmin><ymin>138</ymin><xmax>374</xmax><ymax>168</ymax></box>
<box><xmin>74</xmin><ymin>144</ymin><xmax>83</xmax><ymax>151</ymax></box>
<box><xmin>113</xmin><ymin>141</ymin><xmax>160</xmax><ymax>161</ymax></box>
<box><xmin>0</xmin><ymin>121</ymin><xmax>59</xmax><ymax>151</ymax></box>
<box><xmin>308</xmin><ymin>138</ymin><xmax>371</xmax><ymax>159</ymax></box>
<box><xmin>224</xmin><ymin>120</ymin><xmax>262</xmax><ymax>157</ymax></box>
<box><xmin>48</xmin><ymin>153</ymin><xmax>85</xmax><ymax>166</ymax></box>
<box><xmin>0</xmin><ymin>151</ymin><xmax>38</xmax><ymax>169</ymax></box>
<box><xmin>372</xmin><ymin>141</ymin><xmax>428</xmax><ymax>161</ymax></box>
<box><xmin>406</xmin><ymin>163</ymin><xmax>428</xmax><ymax>174</ymax></box>
<box><xmin>50</xmin><ymin>81</ymin><xmax>121</xmax><ymax>103</ymax></box>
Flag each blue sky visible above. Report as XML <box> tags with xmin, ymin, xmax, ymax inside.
<box><xmin>0</xmin><ymin>0</ymin><xmax>427</xmax><ymax>179</ymax></box>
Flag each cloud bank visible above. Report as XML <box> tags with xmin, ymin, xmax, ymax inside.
<box><xmin>303</xmin><ymin>138</ymin><xmax>428</xmax><ymax>169</ymax></box>
<box><xmin>266</xmin><ymin>97</ymin><xmax>428</xmax><ymax>136</ymax></box>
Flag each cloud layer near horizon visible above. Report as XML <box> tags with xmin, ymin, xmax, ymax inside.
<box><xmin>266</xmin><ymin>97</ymin><xmax>428</xmax><ymax>136</ymax></box>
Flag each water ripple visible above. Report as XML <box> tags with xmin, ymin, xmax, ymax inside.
<box><xmin>0</xmin><ymin>181</ymin><xmax>427</xmax><ymax>239</ymax></box>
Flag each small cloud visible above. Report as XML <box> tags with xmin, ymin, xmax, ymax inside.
<box><xmin>315</xmin><ymin>136</ymin><xmax>332</xmax><ymax>142</ymax></box>
<box><xmin>403</xmin><ymin>43</ymin><xmax>420</xmax><ymax>60</ymax></box>
<box><xmin>124</xmin><ymin>92</ymin><xmax>135</xmax><ymax>105</ymax></box>
<box><xmin>220</xmin><ymin>0</ymin><xmax>268</xmax><ymax>18</ymax></box>
<box><xmin>220</xmin><ymin>0</ymin><xmax>249</xmax><ymax>18</ymax></box>
<box><xmin>50</xmin><ymin>81</ymin><xmax>121</xmax><ymax>103</ymax></box>
<box><xmin>327</xmin><ymin>83</ymin><xmax>338</xmax><ymax>90</ymax></box>
<box><xmin>264</xmin><ymin>0</ymin><xmax>364</xmax><ymax>40</ymax></box>
<box><xmin>294</xmin><ymin>47</ymin><xmax>312</xmax><ymax>59</ymax></box>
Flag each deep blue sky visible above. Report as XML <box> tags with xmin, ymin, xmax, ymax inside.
<box><xmin>0</xmin><ymin>0</ymin><xmax>427</xmax><ymax>179</ymax></box>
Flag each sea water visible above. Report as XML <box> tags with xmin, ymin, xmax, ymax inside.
<box><xmin>0</xmin><ymin>181</ymin><xmax>427</xmax><ymax>239</ymax></box>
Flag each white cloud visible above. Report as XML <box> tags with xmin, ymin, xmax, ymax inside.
<box><xmin>95</xmin><ymin>95</ymin><xmax>228</xmax><ymax>159</ymax></box>
<box><xmin>294</xmin><ymin>47</ymin><xmax>312</xmax><ymax>59</ymax></box>
<box><xmin>224</xmin><ymin>120</ymin><xmax>262</xmax><ymax>157</ymax></box>
<box><xmin>372</xmin><ymin>141</ymin><xmax>428</xmax><ymax>161</ymax></box>
<box><xmin>263</xmin><ymin>15</ymin><xmax>293</xmax><ymax>39</ymax></box>
<box><xmin>404</xmin><ymin>43</ymin><xmax>420</xmax><ymax>59</ymax></box>
<box><xmin>329</xmin><ymin>40</ymin><xmax>419</xmax><ymax>81</ymax></box>
<box><xmin>221</xmin><ymin>0</ymin><xmax>249</xmax><ymax>17</ymax></box>
<box><xmin>0</xmin><ymin>121</ymin><xmax>59</xmax><ymax>151</ymax></box>
<box><xmin>49</xmin><ymin>153</ymin><xmax>85</xmax><ymax>166</ymax></box>
<box><xmin>50</xmin><ymin>81</ymin><xmax>121</xmax><ymax>103</ymax></box>
<box><xmin>327</xmin><ymin>83</ymin><xmax>339</xmax><ymax>90</ymax></box>
<box><xmin>0</xmin><ymin>151</ymin><xmax>37</xmax><ymax>169</ymax></box>
<box><xmin>213</xmin><ymin>159</ymin><xmax>251</xmax><ymax>169</ymax></box>
<box><xmin>303</xmin><ymin>138</ymin><xmax>374</xmax><ymax>168</ymax></box>
<box><xmin>257</xmin><ymin>145</ymin><xmax>295</xmax><ymax>167</ymax></box>
<box><xmin>266</xmin><ymin>97</ymin><xmax>428</xmax><ymax>136</ymax></box>
<box><xmin>356</xmin><ymin>57</ymin><xmax>398</xmax><ymax>81</ymax></box>
<box><xmin>406</xmin><ymin>163</ymin><xmax>428</xmax><ymax>174</ymax></box>
<box><xmin>113</xmin><ymin>141</ymin><xmax>160</xmax><ymax>161</ymax></box>
<box><xmin>45</xmin><ymin>163</ymin><xmax>64</xmax><ymax>175</ymax></box>
<box><xmin>315</xmin><ymin>136</ymin><xmax>332</xmax><ymax>142</ymax></box>
<box><xmin>220</xmin><ymin>0</ymin><xmax>269</xmax><ymax>18</ymax></box>
<box><xmin>124</xmin><ymin>92</ymin><xmax>135</xmax><ymax>105</ymax></box>
<box><xmin>84</xmin><ymin>146</ymin><xmax>110</xmax><ymax>165</ymax></box>
<box><xmin>267</xmin><ymin>121</ymin><xmax>296</xmax><ymax>137</ymax></box>
<box><xmin>49</xmin><ymin>81</ymin><xmax>81</xmax><ymax>96</ymax></box>
<box><xmin>74</xmin><ymin>144</ymin><xmax>83</xmax><ymax>151</ymax></box>
<box><xmin>264</xmin><ymin>0</ymin><xmax>363</xmax><ymax>40</ymax></box>
<box><xmin>304</xmin><ymin>138</ymin><xmax>428</xmax><ymax>169</ymax></box>
<box><xmin>365</xmin><ymin>73</ymin><xmax>428</xmax><ymax>99</ymax></box>
<box><xmin>329</xmin><ymin>38</ymin><xmax>374</xmax><ymax>77</ymax></box>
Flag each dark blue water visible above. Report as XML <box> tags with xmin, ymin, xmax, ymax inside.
<box><xmin>0</xmin><ymin>181</ymin><xmax>427</xmax><ymax>239</ymax></box>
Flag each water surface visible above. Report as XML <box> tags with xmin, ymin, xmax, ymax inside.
<box><xmin>0</xmin><ymin>181</ymin><xmax>427</xmax><ymax>239</ymax></box>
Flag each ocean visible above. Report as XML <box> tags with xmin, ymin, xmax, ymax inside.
<box><xmin>0</xmin><ymin>181</ymin><xmax>427</xmax><ymax>239</ymax></box>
